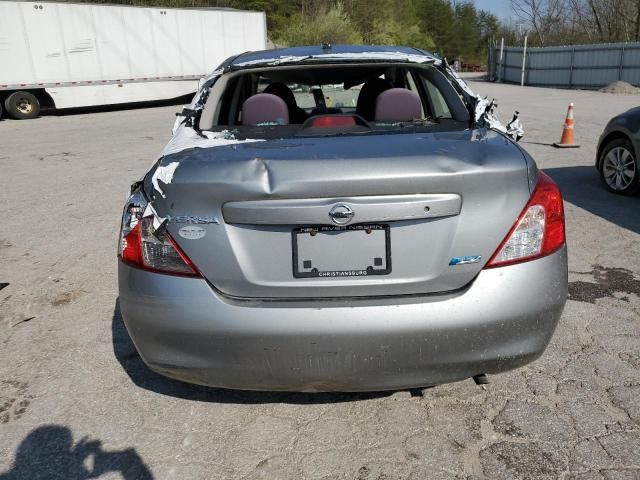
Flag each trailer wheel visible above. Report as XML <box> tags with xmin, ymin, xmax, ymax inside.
<box><xmin>4</xmin><ymin>91</ymin><xmax>41</xmax><ymax>120</ymax></box>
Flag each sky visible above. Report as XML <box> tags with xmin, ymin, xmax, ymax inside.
<box><xmin>472</xmin><ymin>0</ymin><xmax>515</xmax><ymax>21</ymax></box>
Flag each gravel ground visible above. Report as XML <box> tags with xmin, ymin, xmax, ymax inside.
<box><xmin>1</xmin><ymin>80</ymin><xmax>639</xmax><ymax>479</ymax></box>
<box><xmin>599</xmin><ymin>81</ymin><xmax>640</xmax><ymax>95</ymax></box>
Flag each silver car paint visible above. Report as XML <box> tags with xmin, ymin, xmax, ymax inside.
<box><xmin>119</xmin><ymin>51</ymin><xmax>558</xmax><ymax>391</ymax></box>
<box><xmin>148</xmin><ymin>128</ymin><xmax>534</xmax><ymax>299</ymax></box>
<box><xmin>222</xmin><ymin>194</ymin><xmax>462</xmax><ymax>225</ymax></box>
<box><xmin>118</xmin><ymin>247</ymin><xmax>567</xmax><ymax>392</ymax></box>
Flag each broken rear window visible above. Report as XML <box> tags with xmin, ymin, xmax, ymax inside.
<box><xmin>198</xmin><ymin>63</ymin><xmax>468</xmax><ymax>138</ymax></box>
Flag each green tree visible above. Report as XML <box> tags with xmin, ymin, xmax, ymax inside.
<box><xmin>344</xmin><ymin>0</ymin><xmax>434</xmax><ymax>49</ymax></box>
<box><xmin>274</xmin><ymin>3</ymin><xmax>363</xmax><ymax>45</ymax></box>
<box><xmin>414</xmin><ymin>0</ymin><xmax>456</xmax><ymax>56</ymax></box>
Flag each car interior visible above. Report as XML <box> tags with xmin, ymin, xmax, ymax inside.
<box><xmin>198</xmin><ymin>64</ymin><xmax>470</xmax><ymax>136</ymax></box>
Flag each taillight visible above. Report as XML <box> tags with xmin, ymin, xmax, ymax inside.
<box><xmin>309</xmin><ymin>116</ymin><xmax>357</xmax><ymax>128</ymax></box>
<box><xmin>486</xmin><ymin>172</ymin><xmax>565</xmax><ymax>268</ymax></box>
<box><xmin>119</xmin><ymin>191</ymin><xmax>199</xmax><ymax>277</ymax></box>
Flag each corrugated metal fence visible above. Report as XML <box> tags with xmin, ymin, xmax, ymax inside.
<box><xmin>487</xmin><ymin>42</ymin><xmax>640</xmax><ymax>88</ymax></box>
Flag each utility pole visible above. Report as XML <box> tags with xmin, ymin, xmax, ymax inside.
<box><xmin>520</xmin><ymin>34</ymin><xmax>528</xmax><ymax>87</ymax></box>
<box><xmin>498</xmin><ymin>37</ymin><xmax>504</xmax><ymax>82</ymax></box>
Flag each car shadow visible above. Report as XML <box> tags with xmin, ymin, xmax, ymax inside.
<box><xmin>544</xmin><ymin>166</ymin><xmax>640</xmax><ymax>235</ymax></box>
<box><xmin>112</xmin><ymin>299</ymin><xmax>400</xmax><ymax>404</ymax></box>
<box><xmin>0</xmin><ymin>425</ymin><xmax>152</xmax><ymax>480</ymax></box>
<box><xmin>40</xmin><ymin>94</ymin><xmax>193</xmax><ymax>117</ymax></box>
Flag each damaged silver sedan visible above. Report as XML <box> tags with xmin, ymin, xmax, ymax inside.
<box><xmin>118</xmin><ymin>45</ymin><xmax>567</xmax><ymax>392</ymax></box>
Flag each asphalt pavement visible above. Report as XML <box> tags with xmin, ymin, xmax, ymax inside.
<box><xmin>0</xmin><ymin>80</ymin><xmax>639</xmax><ymax>479</ymax></box>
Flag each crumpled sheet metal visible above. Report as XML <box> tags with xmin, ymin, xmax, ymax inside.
<box><xmin>151</xmin><ymin>129</ymin><xmax>266</xmax><ymax>207</ymax></box>
<box><xmin>171</xmin><ymin>67</ymin><xmax>224</xmax><ymax>134</ymax></box>
<box><xmin>440</xmin><ymin>60</ymin><xmax>524</xmax><ymax>142</ymax></box>
<box><xmin>151</xmin><ymin>162</ymin><xmax>179</xmax><ymax>199</ymax></box>
<box><xmin>162</xmin><ymin>127</ymin><xmax>265</xmax><ymax>158</ymax></box>
<box><xmin>233</xmin><ymin>51</ymin><xmax>440</xmax><ymax>68</ymax></box>
<box><xmin>469</xmin><ymin>97</ymin><xmax>524</xmax><ymax>142</ymax></box>
<box><xmin>142</xmin><ymin>202</ymin><xmax>165</xmax><ymax>230</ymax></box>
<box><xmin>506</xmin><ymin>112</ymin><xmax>524</xmax><ymax>142</ymax></box>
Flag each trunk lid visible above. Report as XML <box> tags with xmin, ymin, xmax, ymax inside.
<box><xmin>150</xmin><ymin>129</ymin><xmax>532</xmax><ymax>299</ymax></box>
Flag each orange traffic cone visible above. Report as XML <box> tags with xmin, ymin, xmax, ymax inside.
<box><xmin>553</xmin><ymin>103</ymin><xmax>580</xmax><ymax>148</ymax></box>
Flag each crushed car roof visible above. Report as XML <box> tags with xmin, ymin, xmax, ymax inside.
<box><xmin>226</xmin><ymin>44</ymin><xmax>441</xmax><ymax>69</ymax></box>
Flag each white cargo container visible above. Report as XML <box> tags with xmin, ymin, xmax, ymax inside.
<box><xmin>0</xmin><ymin>1</ymin><xmax>267</xmax><ymax>119</ymax></box>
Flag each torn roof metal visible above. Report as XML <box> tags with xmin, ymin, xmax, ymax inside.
<box><xmin>192</xmin><ymin>46</ymin><xmax>441</xmax><ymax>89</ymax></box>
<box><xmin>162</xmin><ymin>127</ymin><xmax>264</xmax><ymax>158</ymax></box>
<box><xmin>232</xmin><ymin>51</ymin><xmax>440</xmax><ymax>68</ymax></box>
<box><xmin>227</xmin><ymin>45</ymin><xmax>440</xmax><ymax>69</ymax></box>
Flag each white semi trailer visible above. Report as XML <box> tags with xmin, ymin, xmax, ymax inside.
<box><xmin>0</xmin><ymin>1</ymin><xmax>267</xmax><ymax>119</ymax></box>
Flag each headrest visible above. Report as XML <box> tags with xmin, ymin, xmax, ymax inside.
<box><xmin>264</xmin><ymin>82</ymin><xmax>296</xmax><ymax>108</ymax></box>
<box><xmin>242</xmin><ymin>93</ymin><xmax>289</xmax><ymax>126</ymax></box>
<box><xmin>356</xmin><ymin>77</ymin><xmax>392</xmax><ymax>121</ymax></box>
<box><xmin>374</xmin><ymin>88</ymin><xmax>422</xmax><ymax>122</ymax></box>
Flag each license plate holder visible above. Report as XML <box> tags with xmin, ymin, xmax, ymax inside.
<box><xmin>292</xmin><ymin>224</ymin><xmax>391</xmax><ymax>278</ymax></box>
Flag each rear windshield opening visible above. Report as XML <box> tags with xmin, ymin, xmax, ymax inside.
<box><xmin>199</xmin><ymin>63</ymin><xmax>469</xmax><ymax>138</ymax></box>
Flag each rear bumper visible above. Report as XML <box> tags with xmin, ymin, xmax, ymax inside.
<box><xmin>118</xmin><ymin>247</ymin><xmax>567</xmax><ymax>392</ymax></box>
